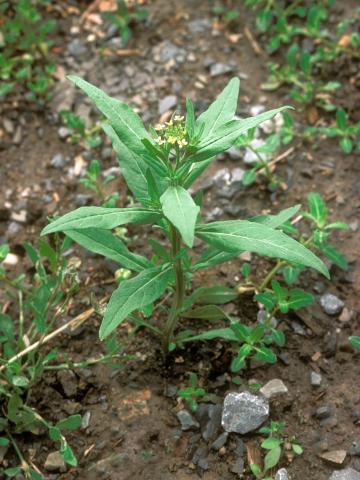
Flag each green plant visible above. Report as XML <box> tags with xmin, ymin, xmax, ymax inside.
<box><xmin>251</xmin><ymin>421</ymin><xmax>303</xmax><ymax>479</ymax></box>
<box><xmin>0</xmin><ymin>0</ymin><xmax>56</xmax><ymax>101</ymax></box>
<box><xmin>80</xmin><ymin>159</ymin><xmax>120</xmax><ymax>207</ymax></box>
<box><xmin>101</xmin><ymin>0</ymin><xmax>148</xmax><ymax>46</ymax></box>
<box><xmin>316</xmin><ymin>109</ymin><xmax>360</xmax><ymax>154</ymax></box>
<box><xmin>350</xmin><ymin>336</ymin><xmax>360</xmax><ymax>350</ymax></box>
<box><xmin>41</xmin><ymin>75</ymin><xmax>329</xmax><ymax>355</ymax></box>
<box><xmin>60</xmin><ymin>111</ymin><xmax>103</xmax><ymax>149</ymax></box>
<box><xmin>0</xmin><ymin>239</ymin><xmax>122</xmax><ymax>478</ymax></box>
<box><xmin>177</xmin><ymin>372</ymin><xmax>210</xmax><ymax>411</ymax></box>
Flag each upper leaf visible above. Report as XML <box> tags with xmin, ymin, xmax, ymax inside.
<box><xmin>250</xmin><ymin>205</ymin><xmax>301</xmax><ymax>229</ymax></box>
<box><xmin>196</xmin><ymin>220</ymin><xmax>329</xmax><ymax>278</ymax></box>
<box><xmin>160</xmin><ymin>186</ymin><xmax>200</xmax><ymax>248</ymax></box>
<box><xmin>41</xmin><ymin>207</ymin><xmax>161</xmax><ymax>235</ymax></box>
<box><xmin>99</xmin><ymin>265</ymin><xmax>171</xmax><ymax>339</ymax></box>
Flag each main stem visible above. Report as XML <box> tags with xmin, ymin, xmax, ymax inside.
<box><xmin>162</xmin><ymin>225</ymin><xmax>185</xmax><ymax>352</ymax></box>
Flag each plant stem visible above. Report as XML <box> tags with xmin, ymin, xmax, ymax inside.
<box><xmin>258</xmin><ymin>260</ymin><xmax>286</xmax><ymax>292</ymax></box>
<box><xmin>162</xmin><ymin>225</ymin><xmax>185</xmax><ymax>352</ymax></box>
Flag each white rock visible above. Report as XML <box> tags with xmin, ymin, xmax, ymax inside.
<box><xmin>329</xmin><ymin>468</ymin><xmax>360</xmax><ymax>480</ymax></box>
<box><xmin>221</xmin><ymin>392</ymin><xmax>269</xmax><ymax>434</ymax></box>
<box><xmin>260</xmin><ymin>379</ymin><xmax>288</xmax><ymax>399</ymax></box>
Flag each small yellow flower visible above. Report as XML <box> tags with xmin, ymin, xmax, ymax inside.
<box><xmin>174</xmin><ymin>115</ymin><xmax>184</xmax><ymax>122</ymax></box>
<box><xmin>156</xmin><ymin>137</ymin><xmax>165</xmax><ymax>145</ymax></box>
<box><xmin>155</xmin><ymin>124</ymin><xmax>165</xmax><ymax>131</ymax></box>
<box><xmin>168</xmin><ymin>136</ymin><xmax>177</xmax><ymax>144</ymax></box>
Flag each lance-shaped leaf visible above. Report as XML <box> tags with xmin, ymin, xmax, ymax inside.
<box><xmin>100</xmin><ymin>265</ymin><xmax>171</xmax><ymax>339</ymax></box>
<box><xmin>250</xmin><ymin>205</ymin><xmax>301</xmax><ymax>229</ymax></box>
<box><xmin>160</xmin><ymin>186</ymin><xmax>200</xmax><ymax>248</ymax></box>
<box><xmin>188</xmin><ymin>106</ymin><xmax>291</xmax><ymax>164</ymax></box>
<box><xmin>192</xmin><ymin>246</ymin><xmax>238</xmax><ymax>271</ymax></box>
<box><xmin>41</xmin><ymin>206</ymin><xmax>161</xmax><ymax>235</ymax></box>
<box><xmin>196</xmin><ymin>77</ymin><xmax>240</xmax><ymax>140</ymax></box>
<box><xmin>66</xmin><ymin>228</ymin><xmax>151</xmax><ymax>272</ymax></box>
<box><xmin>196</xmin><ymin>220</ymin><xmax>329</xmax><ymax>278</ymax></box>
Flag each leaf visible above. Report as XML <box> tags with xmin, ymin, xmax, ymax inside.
<box><xmin>4</xmin><ymin>467</ymin><xmax>22</xmax><ymax>477</ymax></box>
<box><xmin>292</xmin><ymin>443</ymin><xmax>303</xmax><ymax>455</ymax></box>
<box><xmin>340</xmin><ymin>137</ymin><xmax>353</xmax><ymax>154</ymax></box>
<box><xmin>255</xmin><ymin>292</ymin><xmax>276</xmax><ymax>311</ymax></box>
<box><xmin>41</xmin><ymin>207</ymin><xmax>160</xmax><ymax>235</ymax></box>
<box><xmin>160</xmin><ymin>186</ymin><xmax>200</xmax><ymax>248</ymax></box>
<box><xmin>336</xmin><ymin>108</ymin><xmax>348</xmax><ymax>130</ymax></box>
<box><xmin>253</xmin><ymin>346</ymin><xmax>277</xmax><ymax>364</ymax></box>
<box><xmin>307</xmin><ymin>192</ymin><xmax>327</xmax><ymax>227</ymax></box>
<box><xmin>193</xmin><ymin>285</ymin><xmax>238</xmax><ymax>305</ymax></box>
<box><xmin>99</xmin><ymin>265</ymin><xmax>171</xmax><ymax>339</ymax></box>
<box><xmin>287</xmin><ymin>289</ymin><xmax>314</xmax><ymax>310</ymax></box>
<box><xmin>66</xmin><ymin>228</ymin><xmax>151</xmax><ymax>272</ymax></box>
<box><xmin>242</xmin><ymin>169</ymin><xmax>257</xmax><ymax>186</ymax></box>
<box><xmin>0</xmin><ymin>437</ymin><xmax>9</xmax><ymax>446</ymax></box>
<box><xmin>56</xmin><ymin>415</ymin><xmax>82</xmax><ymax>431</ymax></box>
<box><xmin>12</xmin><ymin>375</ymin><xmax>29</xmax><ymax>387</ymax></box>
<box><xmin>196</xmin><ymin>77</ymin><xmax>240</xmax><ymax>141</ymax></box>
<box><xmin>231</xmin><ymin>344</ymin><xmax>252</xmax><ymax>372</ymax></box>
<box><xmin>319</xmin><ymin>243</ymin><xmax>348</xmax><ymax>270</ymax></box>
<box><xmin>0</xmin><ymin>244</ymin><xmax>9</xmax><ymax>262</ymax></box>
<box><xmin>182</xmin><ymin>328</ymin><xmax>238</xmax><ymax>343</ymax></box>
<box><xmin>196</xmin><ymin>220</ymin><xmax>329</xmax><ymax>278</ymax></box>
<box><xmin>185</xmin><ymin>98</ymin><xmax>196</xmax><ymax>136</ymax></box>
<box><xmin>282</xmin><ymin>265</ymin><xmax>301</xmax><ymax>285</ymax></box>
<box><xmin>250</xmin><ymin>205</ymin><xmax>301</xmax><ymax>229</ymax></box>
<box><xmin>182</xmin><ymin>305</ymin><xmax>227</xmax><ymax>321</ymax></box>
<box><xmin>349</xmin><ymin>336</ymin><xmax>360</xmax><ymax>350</ymax></box>
<box><xmin>261</xmin><ymin>437</ymin><xmax>281</xmax><ymax>450</ymax></box>
<box><xmin>264</xmin><ymin>445</ymin><xmax>281</xmax><ymax>471</ymax></box>
<box><xmin>192</xmin><ymin>247</ymin><xmax>238</xmax><ymax>271</ymax></box>
<box><xmin>189</xmin><ymin>107</ymin><xmax>291</xmax><ymax>163</ymax></box>
<box><xmin>325</xmin><ymin>222</ymin><xmax>348</xmax><ymax>231</ymax></box>
<box><xmin>272</xmin><ymin>330</ymin><xmax>285</xmax><ymax>347</ymax></box>
<box><xmin>60</xmin><ymin>439</ymin><xmax>77</xmax><ymax>466</ymax></box>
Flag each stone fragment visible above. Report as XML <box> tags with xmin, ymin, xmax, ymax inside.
<box><xmin>176</xmin><ymin>409</ymin><xmax>199</xmax><ymax>431</ymax></box>
<box><xmin>50</xmin><ymin>153</ymin><xmax>66</xmax><ymax>169</ymax></box>
<box><xmin>349</xmin><ymin>440</ymin><xmax>360</xmax><ymax>456</ymax></box>
<box><xmin>158</xmin><ymin>95</ymin><xmax>177</xmax><ymax>114</ymax></box>
<box><xmin>276</xmin><ymin>468</ymin><xmax>290</xmax><ymax>480</ymax></box>
<box><xmin>210</xmin><ymin>63</ymin><xmax>234</xmax><ymax>77</ymax></box>
<box><xmin>320</xmin><ymin>293</ymin><xmax>344</xmax><ymax>315</ymax></box>
<box><xmin>44</xmin><ymin>451</ymin><xmax>66</xmax><ymax>472</ymax></box>
<box><xmin>188</xmin><ymin>19</ymin><xmax>211</xmax><ymax>33</ymax></box>
<box><xmin>329</xmin><ymin>468</ymin><xmax>360</xmax><ymax>480</ymax></box>
<box><xmin>320</xmin><ymin>450</ymin><xmax>347</xmax><ymax>465</ymax></box>
<box><xmin>211</xmin><ymin>432</ymin><xmax>228</xmax><ymax>450</ymax></box>
<box><xmin>195</xmin><ymin>404</ymin><xmax>222</xmax><ymax>441</ymax></box>
<box><xmin>221</xmin><ymin>392</ymin><xmax>269</xmax><ymax>434</ymax></box>
<box><xmin>260</xmin><ymin>379</ymin><xmax>288</xmax><ymax>399</ymax></box>
<box><xmin>311</xmin><ymin>371</ymin><xmax>322</xmax><ymax>387</ymax></box>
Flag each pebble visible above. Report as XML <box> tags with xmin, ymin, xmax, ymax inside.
<box><xmin>211</xmin><ymin>432</ymin><xmax>228</xmax><ymax>450</ymax></box>
<box><xmin>231</xmin><ymin>458</ymin><xmax>244</xmax><ymax>475</ymax></box>
<box><xmin>81</xmin><ymin>411</ymin><xmax>91</xmax><ymax>430</ymax></box>
<box><xmin>159</xmin><ymin>40</ymin><xmax>186</xmax><ymax>64</ymax></box>
<box><xmin>44</xmin><ymin>451</ymin><xmax>66</xmax><ymax>472</ymax></box>
<box><xmin>68</xmin><ymin>39</ymin><xmax>87</xmax><ymax>58</ymax></box>
<box><xmin>315</xmin><ymin>405</ymin><xmax>333</xmax><ymax>420</ymax></box>
<box><xmin>10</xmin><ymin>210</ymin><xmax>27</xmax><ymax>223</ymax></box>
<box><xmin>349</xmin><ymin>440</ymin><xmax>360</xmax><ymax>456</ymax></box>
<box><xmin>320</xmin><ymin>293</ymin><xmax>344</xmax><ymax>315</ymax></box>
<box><xmin>12</xmin><ymin>125</ymin><xmax>23</xmax><ymax>145</ymax></box>
<box><xmin>176</xmin><ymin>409</ymin><xmax>200</xmax><ymax>431</ymax></box>
<box><xmin>276</xmin><ymin>468</ymin><xmax>290</xmax><ymax>480</ymax></box>
<box><xmin>6</xmin><ymin>221</ymin><xmax>22</xmax><ymax>238</ymax></box>
<box><xmin>221</xmin><ymin>391</ymin><xmax>269</xmax><ymax>434</ymax></box>
<box><xmin>188</xmin><ymin>19</ymin><xmax>211</xmax><ymax>33</ymax></box>
<box><xmin>58</xmin><ymin>127</ymin><xmax>72</xmax><ymax>139</ymax></box>
<box><xmin>3</xmin><ymin>253</ymin><xmax>19</xmax><ymax>266</ymax></box>
<box><xmin>211</xmin><ymin>167</ymin><xmax>245</xmax><ymax>199</ymax></box>
<box><xmin>260</xmin><ymin>379</ymin><xmax>288</xmax><ymax>399</ymax></box>
<box><xmin>243</xmin><ymin>138</ymin><xmax>269</xmax><ymax>164</ymax></box>
<box><xmin>158</xmin><ymin>95</ymin><xmax>177</xmax><ymax>114</ymax></box>
<box><xmin>210</xmin><ymin>63</ymin><xmax>234</xmax><ymax>77</ymax></box>
<box><xmin>311</xmin><ymin>371</ymin><xmax>322</xmax><ymax>387</ymax></box>
<box><xmin>57</xmin><ymin>370</ymin><xmax>78</xmax><ymax>398</ymax></box>
<box><xmin>339</xmin><ymin>307</ymin><xmax>353</xmax><ymax>323</ymax></box>
<box><xmin>50</xmin><ymin>153</ymin><xmax>66</xmax><ymax>169</ymax></box>
<box><xmin>3</xmin><ymin>118</ymin><xmax>15</xmax><ymax>134</ymax></box>
<box><xmin>195</xmin><ymin>404</ymin><xmax>222</xmax><ymax>441</ymax></box>
<box><xmin>329</xmin><ymin>468</ymin><xmax>360</xmax><ymax>480</ymax></box>
<box><xmin>320</xmin><ymin>450</ymin><xmax>347</xmax><ymax>465</ymax></box>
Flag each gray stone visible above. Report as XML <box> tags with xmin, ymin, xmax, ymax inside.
<box><xmin>213</xmin><ymin>167</ymin><xmax>245</xmax><ymax>199</ymax></box>
<box><xmin>349</xmin><ymin>440</ymin><xmax>360</xmax><ymax>456</ymax></box>
<box><xmin>12</xmin><ymin>125</ymin><xmax>22</xmax><ymax>145</ymax></box>
<box><xmin>260</xmin><ymin>379</ymin><xmax>288</xmax><ymax>399</ymax></box>
<box><xmin>221</xmin><ymin>392</ymin><xmax>269</xmax><ymax>434</ymax></box>
<box><xmin>3</xmin><ymin>118</ymin><xmax>15</xmax><ymax>134</ymax></box>
<box><xmin>57</xmin><ymin>370</ymin><xmax>78</xmax><ymax>397</ymax></box>
<box><xmin>227</xmin><ymin>146</ymin><xmax>242</xmax><ymax>160</ymax></box>
<box><xmin>50</xmin><ymin>153</ymin><xmax>66</xmax><ymax>169</ymax></box>
<box><xmin>68</xmin><ymin>39</ymin><xmax>87</xmax><ymax>58</ymax></box>
<box><xmin>320</xmin><ymin>293</ymin><xmax>344</xmax><ymax>315</ymax></box>
<box><xmin>329</xmin><ymin>468</ymin><xmax>360</xmax><ymax>480</ymax></box>
<box><xmin>243</xmin><ymin>138</ymin><xmax>269</xmax><ymax>164</ymax></box>
<box><xmin>159</xmin><ymin>95</ymin><xmax>177</xmax><ymax>114</ymax></box>
<box><xmin>6</xmin><ymin>221</ymin><xmax>22</xmax><ymax>238</ymax></box>
<box><xmin>44</xmin><ymin>451</ymin><xmax>66</xmax><ymax>472</ymax></box>
<box><xmin>192</xmin><ymin>446</ymin><xmax>209</xmax><ymax>470</ymax></box>
<box><xmin>276</xmin><ymin>468</ymin><xmax>290</xmax><ymax>480</ymax></box>
<box><xmin>50</xmin><ymin>81</ymin><xmax>76</xmax><ymax>113</ymax></box>
<box><xmin>257</xmin><ymin>309</ymin><xmax>278</xmax><ymax>328</ymax></box>
<box><xmin>81</xmin><ymin>411</ymin><xmax>91</xmax><ymax>430</ymax></box>
<box><xmin>210</xmin><ymin>62</ymin><xmax>234</xmax><ymax>77</ymax></box>
<box><xmin>188</xmin><ymin>19</ymin><xmax>211</xmax><ymax>33</ymax></box>
<box><xmin>176</xmin><ymin>409</ymin><xmax>199</xmax><ymax>431</ymax></box>
<box><xmin>211</xmin><ymin>432</ymin><xmax>228</xmax><ymax>450</ymax></box>
<box><xmin>74</xmin><ymin>194</ymin><xmax>92</xmax><ymax>207</ymax></box>
<box><xmin>231</xmin><ymin>458</ymin><xmax>244</xmax><ymax>474</ymax></box>
<box><xmin>311</xmin><ymin>371</ymin><xmax>322</xmax><ymax>387</ymax></box>
<box><xmin>159</xmin><ymin>41</ymin><xmax>186</xmax><ymax>64</ymax></box>
<box><xmin>315</xmin><ymin>405</ymin><xmax>332</xmax><ymax>420</ymax></box>
<box><xmin>58</xmin><ymin>127</ymin><xmax>72</xmax><ymax>139</ymax></box>
<box><xmin>195</xmin><ymin>404</ymin><xmax>222</xmax><ymax>441</ymax></box>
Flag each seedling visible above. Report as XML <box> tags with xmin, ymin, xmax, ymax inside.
<box><xmin>60</xmin><ymin>111</ymin><xmax>103</xmax><ymax>148</ymax></box>
<box><xmin>316</xmin><ymin>109</ymin><xmax>360</xmax><ymax>154</ymax></box>
<box><xmin>101</xmin><ymin>0</ymin><xmax>148</xmax><ymax>45</ymax></box>
<box><xmin>177</xmin><ymin>372</ymin><xmax>210</xmax><ymax>412</ymax></box>
<box><xmin>350</xmin><ymin>337</ymin><xmax>360</xmax><ymax>351</ymax></box>
<box><xmin>42</xmin><ymin>76</ymin><xmax>328</xmax><ymax>356</ymax></box>
<box><xmin>80</xmin><ymin>159</ymin><xmax>120</xmax><ymax>207</ymax></box>
<box><xmin>251</xmin><ymin>421</ymin><xmax>303</xmax><ymax>479</ymax></box>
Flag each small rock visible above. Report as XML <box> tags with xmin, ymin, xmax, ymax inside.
<box><xmin>311</xmin><ymin>371</ymin><xmax>322</xmax><ymax>387</ymax></box>
<box><xmin>176</xmin><ymin>409</ymin><xmax>199</xmax><ymax>431</ymax></box>
<box><xmin>231</xmin><ymin>458</ymin><xmax>244</xmax><ymax>475</ymax></box>
<box><xmin>188</xmin><ymin>19</ymin><xmax>211</xmax><ymax>33</ymax></box>
<box><xmin>74</xmin><ymin>194</ymin><xmax>92</xmax><ymax>207</ymax></box>
<box><xmin>50</xmin><ymin>153</ymin><xmax>66</xmax><ymax>169</ymax></box>
<box><xmin>10</xmin><ymin>210</ymin><xmax>27</xmax><ymax>223</ymax></box>
<box><xmin>3</xmin><ymin>253</ymin><xmax>19</xmax><ymax>266</ymax></box>
<box><xmin>159</xmin><ymin>95</ymin><xmax>177</xmax><ymax>114</ymax></box>
<box><xmin>57</xmin><ymin>370</ymin><xmax>78</xmax><ymax>398</ymax></box>
<box><xmin>329</xmin><ymin>468</ymin><xmax>360</xmax><ymax>480</ymax></box>
<box><xmin>3</xmin><ymin>118</ymin><xmax>15</xmax><ymax>134</ymax></box>
<box><xmin>195</xmin><ymin>404</ymin><xmax>222</xmax><ymax>441</ymax></box>
<box><xmin>81</xmin><ymin>411</ymin><xmax>91</xmax><ymax>430</ymax></box>
<box><xmin>260</xmin><ymin>379</ymin><xmax>288</xmax><ymax>399</ymax></box>
<box><xmin>250</xmin><ymin>105</ymin><xmax>266</xmax><ymax>116</ymax></box>
<box><xmin>320</xmin><ymin>293</ymin><xmax>344</xmax><ymax>315</ymax></box>
<box><xmin>192</xmin><ymin>446</ymin><xmax>209</xmax><ymax>471</ymax></box>
<box><xmin>257</xmin><ymin>309</ymin><xmax>278</xmax><ymax>328</ymax></box>
<box><xmin>58</xmin><ymin>127</ymin><xmax>72</xmax><ymax>139</ymax></box>
<box><xmin>339</xmin><ymin>307</ymin><xmax>353</xmax><ymax>323</ymax></box>
<box><xmin>221</xmin><ymin>392</ymin><xmax>269</xmax><ymax>434</ymax></box>
<box><xmin>349</xmin><ymin>220</ymin><xmax>359</xmax><ymax>232</ymax></box>
<box><xmin>349</xmin><ymin>440</ymin><xmax>360</xmax><ymax>456</ymax></box>
<box><xmin>276</xmin><ymin>468</ymin><xmax>290</xmax><ymax>480</ymax></box>
<box><xmin>68</xmin><ymin>39</ymin><xmax>87</xmax><ymax>57</ymax></box>
<box><xmin>211</xmin><ymin>432</ymin><xmax>228</xmax><ymax>450</ymax></box>
<box><xmin>44</xmin><ymin>451</ymin><xmax>66</xmax><ymax>472</ymax></box>
<box><xmin>210</xmin><ymin>63</ymin><xmax>234</xmax><ymax>77</ymax></box>
<box><xmin>243</xmin><ymin>138</ymin><xmax>269</xmax><ymax>164</ymax></box>
<box><xmin>320</xmin><ymin>450</ymin><xmax>347</xmax><ymax>465</ymax></box>
<box><xmin>12</xmin><ymin>126</ymin><xmax>23</xmax><ymax>145</ymax></box>
<box><xmin>159</xmin><ymin>41</ymin><xmax>186</xmax><ymax>64</ymax></box>
<box><xmin>315</xmin><ymin>405</ymin><xmax>332</xmax><ymax>420</ymax></box>
<box><xmin>6</xmin><ymin>221</ymin><xmax>22</xmax><ymax>238</ymax></box>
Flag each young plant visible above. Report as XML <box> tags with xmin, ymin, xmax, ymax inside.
<box><xmin>60</xmin><ymin>111</ymin><xmax>103</xmax><ymax>149</ymax></box>
<box><xmin>41</xmin><ymin>75</ymin><xmax>329</xmax><ymax>354</ymax></box>
<box><xmin>101</xmin><ymin>0</ymin><xmax>148</xmax><ymax>46</ymax></box>
<box><xmin>317</xmin><ymin>109</ymin><xmax>360</xmax><ymax>154</ymax></box>
<box><xmin>251</xmin><ymin>421</ymin><xmax>303</xmax><ymax>479</ymax></box>
<box><xmin>177</xmin><ymin>372</ymin><xmax>210</xmax><ymax>412</ymax></box>
<box><xmin>80</xmin><ymin>159</ymin><xmax>120</xmax><ymax>207</ymax></box>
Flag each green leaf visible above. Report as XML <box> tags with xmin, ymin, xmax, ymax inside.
<box><xmin>99</xmin><ymin>265</ymin><xmax>171</xmax><ymax>339</ymax></box>
<box><xmin>66</xmin><ymin>228</ymin><xmax>151</xmax><ymax>272</ymax></box>
<box><xmin>182</xmin><ymin>305</ymin><xmax>227</xmax><ymax>321</ymax></box>
<box><xmin>12</xmin><ymin>375</ymin><xmax>29</xmax><ymax>387</ymax></box>
<box><xmin>4</xmin><ymin>467</ymin><xmax>21</xmax><ymax>477</ymax></box>
<box><xmin>185</xmin><ymin>98</ymin><xmax>196</xmax><ymax>137</ymax></box>
<box><xmin>319</xmin><ymin>243</ymin><xmax>348</xmax><ymax>270</ymax></box>
<box><xmin>56</xmin><ymin>414</ymin><xmax>82</xmax><ymax>431</ymax></box>
<box><xmin>182</xmin><ymin>327</ymin><xmax>237</xmax><ymax>343</ymax></box>
<box><xmin>160</xmin><ymin>186</ymin><xmax>200</xmax><ymax>248</ymax></box>
<box><xmin>250</xmin><ymin>205</ymin><xmax>301</xmax><ymax>229</ymax></box>
<box><xmin>287</xmin><ymin>289</ymin><xmax>314</xmax><ymax>310</ymax></box>
<box><xmin>282</xmin><ymin>265</ymin><xmax>301</xmax><ymax>285</ymax></box>
<box><xmin>60</xmin><ymin>439</ymin><xmax>77</xmax><ymax>466</ymax></box>
<box><xmin>0</xmin><ymin>244</ymin><xmax>9</xmax><ymax>262</ymax></box>
<box><xmin>349</xmin><ymin>336</ymin><xmax>360</xmax><ymax>350</ymax></box>
<box><xmin>325</xmin><ymin>222</ymin><xmax>348</xmax><ymax>231</ymax></box>
<box><xmin>264</xmin><ymin>445</ymin><xmax>281</xmax><ymax>471</ymax></box>
<box><xmin>292</xmin><ymin>443</ymin><xmax>303</xmax><ymax>455</ymax></box>
<box><xmin>254</xmin><ymin>346</ymin><xmax>277</xmax><ymax>364</ymax></box>
<box><xmin>242</xmin><ymin>169</ymin><xmax>257</xmax><ymax>186</ymax></box>
<box><xmin>192</xmin><ymin>247</ymin><xmax>238</xmax><ymax>271</ymax></box>
<box><xmin>49</xmin><ymin>426</ymin><xmax>61</xmax><ymax>441</ymax></box>
<box><xmin>336</xmin><ymin>108</ymin><xmax>348</xmax><ymax>130</ymax></box>
<box><xmin>272</xmin><ymin>330</ymin><xmax>285</xmax><ymax>347</ymax></box>
<box><xmin>249</xmin><ymin>324</ymin><xmax>266</xmax><ymax>344</ymax></box>
<box><xmin>307</xmin><ymin>192</ymin><xmax>327</xmax><ymax>227</ymax></box>
<box><xmin>196</xmin><ymin>220</ymin><xmax>329</xmax><ymax>278</ymax></box>
<box><xmin>196</xmin><ymin>77</ymin><xmax>240</xmax><ymax>141</ymax></box>
<box><xmin>261</xmin><ymin>437</ymin><xmax>281</xmax><ymax>450</ymax></box>
<box><xmin>189</xmin><ymin>107</ymin><xmax>291</xmax><ymax>164</ymax></box>
<box><xmin>231</xmin><ymin>344</ymin><xmax>252</xmax><ymax>372</ymax></box>
<box><xmin>250</xmin><ymin>464</ymin><xmax>262</xmax><ymax>476</ymax></box>
<box><xmin>41</xmin><ymin>207</ymin><xmax>160</xmax><ymax>235</ymax></box>
<box><xmin>0</xmin><ymin>437</ymin><xmax>9</xmax><ymax>446</ymax></box>
<box><xmin>193</xmin><ymin>286</ymin><xmax>238</xmax><ymax>305</ymax></box>
<box><xmin>255</xmin><ymin>292</ymin><xmax>276</xmax><ymax>311</ymax></box>
<box><xmin>340</xmin><ymin>137</ymin><xmax>353</xmax><ymax>154</ymax></box>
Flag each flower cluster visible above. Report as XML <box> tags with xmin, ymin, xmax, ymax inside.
<box><xmin>155</xmin><ymin>115</ymin><xmax>188</xmax><ymax>149</ymax></box>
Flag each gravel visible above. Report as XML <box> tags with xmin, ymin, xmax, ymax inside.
<box><xmin>176</xmin><ymin>409</ymin><xmax>200</xmax><ymax>431</ymax></box>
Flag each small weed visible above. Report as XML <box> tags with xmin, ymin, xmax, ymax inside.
<box><xmin>80</xmin><ymin>159</ymin><xmax>120</xmax><ymax>207</ymax></box>
<box><xmin>177</xmin><ymin>372</ymin><xmax>210</xmax><ymax>412</ymax></box>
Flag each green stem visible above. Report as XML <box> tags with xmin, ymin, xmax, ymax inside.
<box><xmin>7</xmin><ymin>430</ymin><xmax>28</xmax><ymax>471</ymax></box>
<box><xmin>258</xmin><ymin>260</ymin><xmax>286</xmax><ymax>292</ymax></box>
<box><xmin>162</xmin><ymin>225</ymin><xmax>185</xmax><ymax>352</ymax></box>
